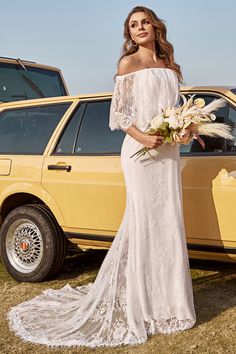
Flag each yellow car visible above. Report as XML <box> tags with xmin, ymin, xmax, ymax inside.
<box><xmin>0</xmin><ymin>85</ymin><xmax>235</xmax><ymax>282</ymax></box>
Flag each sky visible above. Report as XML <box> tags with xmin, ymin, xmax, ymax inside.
<box><xmin>0</xmin><ymin>0</ymin><xmax>235</xmax><ymax>95</ymax></box>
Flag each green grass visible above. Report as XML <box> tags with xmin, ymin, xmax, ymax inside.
<box><xmin>0</xmin><ymin>252</ymin><xmax>235</xmax><ymax>354</ymax></box>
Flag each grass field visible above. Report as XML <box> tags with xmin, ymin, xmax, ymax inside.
<box><xmin>0</xmin><ymin>251</ymin><xmax>235</xmax><ymax>354</ymax></box>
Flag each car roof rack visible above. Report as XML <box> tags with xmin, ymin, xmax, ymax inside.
<box><xmin>0</xmin><ymin>56</ymin><xmax>36</xmax><ymax>63</ymax></box>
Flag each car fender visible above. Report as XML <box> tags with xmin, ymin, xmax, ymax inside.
<box><xmin>0</xmin><ymin>182</ymin><xmax>65</xmax><ymax>226</ymax></box>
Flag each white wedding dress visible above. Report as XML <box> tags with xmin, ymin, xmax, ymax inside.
<box><xmin>8</xmin><ymin>67</ymin><xmax>196</xmax><ymax>348</ymax></box>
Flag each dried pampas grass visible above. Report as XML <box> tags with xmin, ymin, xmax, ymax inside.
<box><xmin>192</xmin><ymin>122</ymin><xmax>234</xmax><ymax>140</ymax></box>
<box><xmin>202</xmin><ymin>98</ymin><xmax>227</xmax><ymax>114</ymax></box>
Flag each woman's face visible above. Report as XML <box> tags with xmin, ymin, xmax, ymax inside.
<box><xmin>128</xmin><ymin>11</ymin><xmax>156</xmax><ymax>45</ymax></box>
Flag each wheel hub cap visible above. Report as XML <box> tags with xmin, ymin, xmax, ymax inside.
<box><xmin>20</xmin><ymin>240</ymin><xmax>29</xmax><ymax>252</ymax></box>
<box><xmin>6</xmin><ymin>219</ymin><xmax>44</xmax><ymax>273</ymax></box>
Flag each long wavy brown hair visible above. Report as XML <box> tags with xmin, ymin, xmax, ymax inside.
<box><xmin>118</xmin><ymin>6</ymin><xmax>183</xmax><ymax>83</ymax></box>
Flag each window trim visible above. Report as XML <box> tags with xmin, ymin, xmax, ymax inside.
<box><xmin>180</xmin><ymin>151</ymin><xmax>228</xmax><ymax>157</ymax></box>
<box><xmin>181</xmin><ymin>89</ymin><xmax>236</xmax><ymax>106</ymax></box>
<box><xmin>0</xmin><ymin>101</ymin><xmax>73</xmax><ymax>114</ymax></box>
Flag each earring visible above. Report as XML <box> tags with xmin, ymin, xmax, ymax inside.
<box><xmin>128</xmin><ymin>39</ymin><xmax>138</xmax><ymax>49</ymax></box>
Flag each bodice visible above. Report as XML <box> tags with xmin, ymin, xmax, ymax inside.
<box><xmin>109</xmin><ymin>67</ymin><xmax>180</xmax><ymax>132</ymax></box>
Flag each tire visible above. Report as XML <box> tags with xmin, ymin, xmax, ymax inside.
<box><xmin>0</xmin><ymin>204</ymin><xmax>66</xmax><ymax>282</ymax></box>
<box><xmin>27</xmin><ymin>204</ymin><xmax>66</xmax><ymax>278</ymax></box>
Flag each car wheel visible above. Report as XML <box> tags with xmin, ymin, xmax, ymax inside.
<box><xmin>0</xmin><ymin>204</ymin><xmax>66</xmax><ymax>282</ymax></box>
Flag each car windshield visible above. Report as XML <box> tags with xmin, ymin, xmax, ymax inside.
<box><xmin>0</xmin><ymin>62</ymin><xmax>67</xmax><ymax>102</ymax></box>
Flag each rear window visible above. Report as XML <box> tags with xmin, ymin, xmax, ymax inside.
<box><xmin>0</xmin><ymin>63</ymin><xmax>67</xmax><ymax>102</ymax></box>
<box><xmin>0</xmin><ymin>103</ymin><xmax>71</xmax><ymax>154</ymax></box>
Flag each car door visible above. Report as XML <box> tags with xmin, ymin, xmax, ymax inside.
<box><xmin>180</xmin><ymin>93</ymin><xmax>236</xmax><ymax>260</ymax></box>
<box><xmin>42</xmin><ymin>98</ymin><xmax>126</xmax><ymax>237</ymax></box>
<box><xmin>0</xmin><ymin>103</ymin><xmax>70</xmax><ymax>206</ymax></box>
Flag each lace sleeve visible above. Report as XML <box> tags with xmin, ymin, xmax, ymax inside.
<box><xmin>109</xmin><ymin>74</ymin><xmax>136</xmax><ymax>131</ymax></box>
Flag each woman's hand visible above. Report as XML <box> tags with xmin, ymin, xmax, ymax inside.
<box><xmin>123</xmin><ymin>124</ymin><xmax>164</xmax><ymax>148</ymax></box>
<box><xmin>141</xmin><ymin>131</ymin><xmax>164</xmax><ymax>149</ymax></box>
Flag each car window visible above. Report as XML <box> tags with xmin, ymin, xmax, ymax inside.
<box><xmin>179</xmin><ymin>95</ymin><xmax>227</xmax><ymax>154</ymax></box>
<box><xmin>0</xmin><ymin>62</ymin><xmax>67</xmax><ymax>102</ymax></box>
<box><xmin>0</xmin><ymin>103</ymin><xmax>70</xmax><ymax>154</ymax></box>
<box><xmin>226</xmin><ymin>105</ymin><xmax>236</xmax><ymax>152</ymax></box>
<box><xmin>54</xmin><ymin>103</ymin><xmax>86</xmax><ymax>154</ymax></box>
<box><xmin>75</xmin><ymin>100</ymin><xmax>125</xmax><ymax>154</ymax></box>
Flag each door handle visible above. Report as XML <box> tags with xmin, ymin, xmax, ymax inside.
<box><xmin>47</xmin><ymin>165</ymin><xmax>72</xmax><ymax>172</ymax></box>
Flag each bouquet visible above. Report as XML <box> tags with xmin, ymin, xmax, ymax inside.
<box><xmin>130</xmin><ymin>94</ymin><xmax>234</xmax><ymax>159</ymax></box>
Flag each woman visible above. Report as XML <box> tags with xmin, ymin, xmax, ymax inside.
<box><xmin>8</xmin><ymin>6</ymin><xmax>196</xmax><ymax>347</ymax></box>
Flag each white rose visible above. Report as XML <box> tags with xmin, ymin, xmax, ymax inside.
<box><xmin>165</xmin><ymin>115</ymin><xmax>183</xmax><ymax>130</ymax></box>
<box><xmin>164</xmin><ymin>116</ymin><xmax>178</xmax><ymax>129</ymax></box>
<box><xmin>150</xmin><ymin>114</ymin><xmax>164</xmax><ymax>129</ymax></box>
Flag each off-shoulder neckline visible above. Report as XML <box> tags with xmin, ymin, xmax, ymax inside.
<box><xmin>116</xmin><ymin>67</ymin><xmax>174</xmax><ymax>78</ymax></box>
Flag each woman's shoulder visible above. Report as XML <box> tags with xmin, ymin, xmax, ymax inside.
<box><xmin>118</xmin><ymin>55</ymin><xmax>140</xmax><ymax>76</ymax></box>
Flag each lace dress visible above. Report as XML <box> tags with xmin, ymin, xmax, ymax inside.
<box><xmin>7</xmin><ymin>67</ymin><xmax>196</xmax><ymax>348</ymax></box>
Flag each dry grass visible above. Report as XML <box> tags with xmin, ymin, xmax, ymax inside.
<box><xmin>0</xmin><ymin>250</ymin><xmax>235</xmax><ymax>354</ymax></box>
